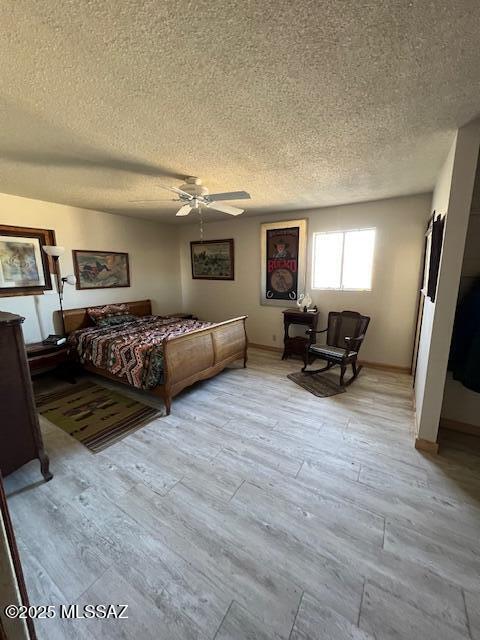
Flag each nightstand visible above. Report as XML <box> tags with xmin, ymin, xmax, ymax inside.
<box><xmin>282</xmin><ymin>308</ymin><xmax>320</xmax><ymax>362</ymax></box>
<box><xmin>26</xmin><ymin>342</ymin><xmax>73</xmax><ymax>380</ymax></box>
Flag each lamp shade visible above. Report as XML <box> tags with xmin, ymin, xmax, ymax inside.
<box><xmin>42</xmin><ymin>245</ymin><xmax>65</xmax><ymax>258</ymax></box>
<box><xmin>62</xmin><ymin>274</ymin><xmax>77</xmax><ymax>286</ymax></box>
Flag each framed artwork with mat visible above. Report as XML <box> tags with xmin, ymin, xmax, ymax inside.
<box><xmin>0</xmin><ymin>224</ymin><xmax>55</xmax><ymax>297</ymax></box>
<box><xmin>260</xmin><ymin>219</ymin><xmax>307</xmax><ymax>305</ymax></box>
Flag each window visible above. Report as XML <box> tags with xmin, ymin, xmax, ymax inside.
<box><xmin>312</xmin><ymin>228</ymin><xmax>375</xmax><ymax>290</ymax></box>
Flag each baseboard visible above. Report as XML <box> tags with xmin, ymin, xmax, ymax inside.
<box><xmin>358</xmin><ymin>360</ymin><xmax>411</xmax><ymax>374</ymax></box>
<box><xmin>414</xmin><ymin>437</ymin><xmax>439</xmax><ymax>454</ymax></box>
<box><xmin>248</xmin><ymin>343</ymin><xmax>411</xmax><ymax>373</ymax></box>
<box><xmin>248</xmin><ymin>343</ymin><xmax>283</xmax><ymax>353</ymax></box>
<box><xmin>439</xmin><ymin>417</ymin><xmax>480</xmax><ymax>437</ymax></box>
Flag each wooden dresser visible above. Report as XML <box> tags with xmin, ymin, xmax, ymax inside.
<box><xmin>0</xmin><ymin>312</ymin><xmax>52</xmax><ymax>481</ymax></box>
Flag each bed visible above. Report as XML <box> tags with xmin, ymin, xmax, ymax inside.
<box><xmin>63</xmin><ymin>300</ymin><xmax>247</xmax><ymax>414</ymax></box>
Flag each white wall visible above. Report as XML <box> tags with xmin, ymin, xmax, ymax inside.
<box><xmin>0</xmin><ymin>193</ymin><xmax>181</xmax><ymax>343</ymax></box>
<box><xmin>179</xmin><ymin>194</ymin><xmax>431</xmax><ymax>368</ymax></box>
<box><xmin>414</xmin><ymin>140</ymin><xmax>456</xmax><ymax>430</ymax></box>
<box><xmin>415</xmin><ymin>121</ymin><xmax>480</xmax><ymax>443</ymax></box>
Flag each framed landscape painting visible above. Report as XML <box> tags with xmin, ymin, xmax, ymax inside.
<box><xmin>190</xmin><ymin>239</ymin><xmax>234</xmax><ymax>280</ymax></box>
<box><xmin>73</xmin><ymin>250</ymin><xmax>130</xmax><ymax>290</ymax></box>
<box><xmin>0</xmin><ymin>224</ymin><xmax>54</xmax><ymax>297</ymax></box>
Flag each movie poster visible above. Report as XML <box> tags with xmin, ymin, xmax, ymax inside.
<box><xmin>261</xmin><ymin>219</ymin><xmax>307</xmax><ymax>305</ymax></box>
<box><xmin>265</xmin><ymin>226</ymin><xmax>300</xmax><ymax>300</ymax></box>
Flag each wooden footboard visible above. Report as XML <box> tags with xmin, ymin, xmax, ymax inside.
<box><xmin>161</xmin><ymin>316</ymin><xmax>248</xmax><ymax>414</ymax></box>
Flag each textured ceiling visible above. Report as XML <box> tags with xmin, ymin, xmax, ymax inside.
<box><xmin>1</xmin><ymin>1</ymin><xmax>480</xmax><ymax>222</ymax></box>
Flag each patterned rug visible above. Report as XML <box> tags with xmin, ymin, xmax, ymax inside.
<box><xmin>35</xmin><ymin>381</ymin><xmax>160</xmax><ymax>452</ymax></box>
<box><xmin>287</xmin><ymin>371</ymin><xmax>346</xmax><ymax>397</ymax></box>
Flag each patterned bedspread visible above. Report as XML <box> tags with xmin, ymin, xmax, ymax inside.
<box><xmin>68</xmin><ymin>316</ymin><xmax>213</xmax><ymax>389</ymax></box>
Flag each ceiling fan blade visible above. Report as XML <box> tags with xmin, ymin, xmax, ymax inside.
<box><xmin>0</xmin><ymin>149</ymin><xmax>186</xmax><ymax>181</ymax></box>
<box><xmin>128</xmin><ymin>199</ymin><xmax>177</xmax><ymax>203</ymax></box>
<box><xmin>206</xmin><ymin>202</ymin><xmax>244</xmax><ymax>216</ymax></box>
<box><xmin>207</xmin><ymin>191</ymin><xmax>251</xmax><ymax>202</ymax></box>
<box><xmin>157</xmin><ymin>185</ymin><xmax>194</xmax><ymax>199</ymax></box>
<box><xmin>176</xmin><ymin>204</ymin><xmax>192</xmax><ymax>217</ymax></box>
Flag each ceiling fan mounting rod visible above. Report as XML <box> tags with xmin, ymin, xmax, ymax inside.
<box><xmin>198</xmin><ymin>206</ymin><xmax>204</xmax><ymax>242</ymax></box>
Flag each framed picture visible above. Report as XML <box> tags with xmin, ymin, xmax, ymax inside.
<box><xmin>260</xmin><ymin>219</ymin><xmax>307</xmax><ymax>305</ymax></box>
<box><xmin>190</xmin><ymin>239</ymin><xmax>234</xmax><ymax>280</ymax></box>
<box><xmin>426</xmin><ymin>212</ymin><xmax>445</xmax><ymax>303</ymax></box>
<box><xmin>0</xmin><ymin>224</ymin><xmax>55</xmax><ymax>297</ymax></box>
<box><xmin>73</xmin><ymin>250</ymin><xmax>130</xmax><ymax>290</ymax></box>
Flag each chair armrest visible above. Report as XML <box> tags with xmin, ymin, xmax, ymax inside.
<box><xmin>341</xmin><ymin>334</ymin><xmax>366</xmax><ymax>357</ymax></box>
<box><xmin>345</xmin><ymin>333</ymin><xmax>366</xmax><ymax>344</ymax></box>
<box><xmin>305</xmin><ymin>328</ymin><xmax>328</xmax><ymax>335</ymax></box>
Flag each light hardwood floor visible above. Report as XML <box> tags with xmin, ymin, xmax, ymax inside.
<box><xmin>4</xmin><ymin>348</ymin><xmax>480</xmax><ymax>640</ymax></box>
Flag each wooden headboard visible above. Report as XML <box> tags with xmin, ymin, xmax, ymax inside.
<box><xmin>63</xmin><ymin>300</ymin><xmax>152</xmax><ymax>335</ymax></box>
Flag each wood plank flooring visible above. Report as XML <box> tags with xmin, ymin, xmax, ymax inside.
<box><xmin>4</xmin><ymin>348</ymin><xmax>480</xmax><ymax>640</ymax></box>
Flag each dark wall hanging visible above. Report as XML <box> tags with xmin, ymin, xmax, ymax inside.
<box><xmin>260</xmin><ymin>219</ymin><xmax>307</xmax><ymax>305</ymax></box>
<box><xmin>190</xmin><ymin>239</ymin><xmax>234</xmax><ymax>280</ymax></box>
<box><xmin>427</xmin><ymin>212</ymin><xmax>445</xmax><ymax>302</ymax></box>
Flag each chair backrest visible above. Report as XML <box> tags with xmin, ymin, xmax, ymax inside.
<box><xmin>327</xmin><ymin>311</ymin><xmax>370</xmax><ymax>353</ymax></box>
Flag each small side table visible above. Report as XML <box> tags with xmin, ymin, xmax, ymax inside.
<box><xmin>26</xmin><ymin>342</ymin><xmax>74</xmax><ymax>381</ymax></box>
<box><xmin>282</xmin><ymin>309</ymin><xmax>319</xmax><ymax>362</ymax></box>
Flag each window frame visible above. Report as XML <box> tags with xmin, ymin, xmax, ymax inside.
<box><xmin>311</xmin><ymin>227</ymin><xmax>376</xmax><ymax>292</ymax></box>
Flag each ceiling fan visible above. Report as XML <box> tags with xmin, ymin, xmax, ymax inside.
<box><xmin>130</xmin><ymin>176</ymin><xmax>251</xmax><ymax>217</ymax></box>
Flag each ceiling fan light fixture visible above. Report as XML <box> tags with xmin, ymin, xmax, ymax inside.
<box><xmin>132</xmin><ymin>177</ymin><xmax>251</xmax><ymax>217</ymax></box>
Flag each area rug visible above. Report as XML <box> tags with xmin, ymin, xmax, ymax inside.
<box><xmin>35</xmin><ymin>381</ymin><xmax>160</xmax><ymax>452</ymax></box>
<box><xmin>287</xmin><ymin>371</ymin><xmax>346</xmax><ymax>397</ymax></box>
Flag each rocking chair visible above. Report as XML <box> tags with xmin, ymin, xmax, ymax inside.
<box><xmin>302</xmin><ymin>310</ymin><xmax>370</xmax><ymax>387</ymax></box>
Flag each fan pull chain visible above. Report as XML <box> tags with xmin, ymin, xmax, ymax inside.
<box><xmin>199</xmin><ymin>206</ymin><xmax>204</xmax><ymax>242</ymax></box>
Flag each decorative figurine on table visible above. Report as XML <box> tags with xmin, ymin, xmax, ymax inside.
<box><xmin>297</xmin><ymin>292</ymin><xmax>313</xmax><ymax>312</ymax></box>
<box><xmin>303</xmin><ymin>293</ymin><xmax>313</xmax><ymax>312</ymax></box>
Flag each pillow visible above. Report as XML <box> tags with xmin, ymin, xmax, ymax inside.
<box><xmin>96</xmin><ymin>314</ymin><xmax>137</xmax><ymax>328</ymax></box>
<box><xmin>87</xmin><ymin>303</ymin><xmax>129</xmax><ymax>325</ymax></box>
